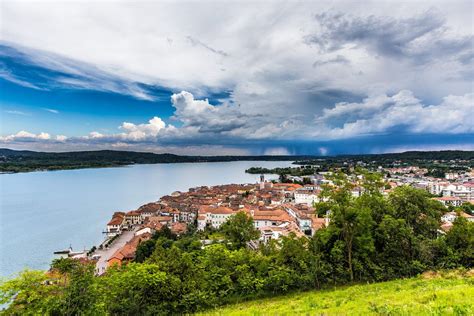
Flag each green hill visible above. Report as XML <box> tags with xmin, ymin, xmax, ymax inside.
<box><xmin>200</xmin><ymin>271</ymin><xmax>474</xmax><ymax>315</ymax></box>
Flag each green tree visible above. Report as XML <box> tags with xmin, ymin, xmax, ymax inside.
<box><xmin>220</xmin><ymin>211</ymin><xmax>260</xmax><ymax>249</ymax></box>
<box><xmin>59</xmin><ymin>262</ymin><xmax>99</xmax><ymax>315</ymax></box>
<box><xmin>375</xmin><ymin>215</ymin><xmax>417</xmax><ymax>278</ymax></box>
<box><xmin>389</xmin><ymin>186</ymin><xmax>443</xmax><ymax>238</ymax></box>
<box><xmin>320</xmin><ymin>172</ymin><xmax>375</xmax><ymax>282</ymax></box>
<box><xmin>445</xmin><ymin>217</ymin><xmax>474</xmax><ymax>267</ymax></box>
<box><xmin>0</xmin><ymin>270</ymin><xmax>63</xmax><ymax>314</ymax></box>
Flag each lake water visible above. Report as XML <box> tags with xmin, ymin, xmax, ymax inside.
<box><xmin>0</xmin><ymin>161</ymin><xmax>292</xmax><ymax>278</ymax></box>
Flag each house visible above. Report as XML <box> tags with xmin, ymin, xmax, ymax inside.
<box><xmin>294</xmin><ymin>187</ymin><xmax>320</xmax><ymax>206</ymax></box>
<box><xmin>135</xmin><ymin>226</ymin><xmax>155</xmax><ymax>236</ymax></box>
<box><xmin>433</xmin><ymin>196</ymin><xmax>463</xmax><ymax>207</ymax></box>
<box><xmin>197</xmin><ymin>206</ymin><xmax>236</xmax><ymax>230</ymax></box>
<box><xmin>248</xmin><ymin>207</ymin><xmax>293</xmax><ymax>228</ymax></box>
<box><xmin>106</xmin><ymin>212</ymin><xmax>125</xmax><ymax>237</ymax></box>
<box><xmin>310</xmin><ymin>215</ymin><xmax>328</xmax><ymax>233</ymax></box>
<box><xmin>441</xmin><ymin>211</ymin><xmax>474</xmax><ymax>223</ymax></box>
<box><xmin>124</xmin><ymin>210</ymin><xmax>142</xmax><ymax>228</ymax></box>
<box><xmin>170</xmin><ymin>222</ymin><xmax>187</xmax><ymax>235</ymax></box>
<box><xmin>440</xmin><ymin>221</ymin><xmax>453</xmax><ymax>233</ymax></box>
<box><xmin>107</xmin><ymin>233</ymin><xmax>152</xmax><ymax>267</ymax></box>
<box><xmin>137</xmin><ymin>203</ymin><xmax>160</xmax><ymax>219</ymax></box>
<box><xmin>143</xmin><ymin>216</ymin><xmax>164</xmax><ymax>231</ymax></box>
<box><xmin>148</xmin><ymin>215</ymin><xmax>173</xmax><ymax>226</ymax></box>
<box><xmin>283</xmin><ymin>204</ymin><xmax>313</xmax><ymax>234</ymax></box>
<box><xmin>259</xmin><ymin>222</ymin><xmax>305</xmax><ymax>243</ymax></box>
<box><xmin>441</xmin><ymin>211</ymin><xmax>458</xmax><ymax>223</ymax></box>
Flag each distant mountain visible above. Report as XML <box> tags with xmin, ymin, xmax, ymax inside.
<box><xmin>0</xmin><ymin>148</ymin><xmax>472</xmax><ymax>173</ymax></box>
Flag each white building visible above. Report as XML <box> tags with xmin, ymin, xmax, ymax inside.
<box><xmin>106</xmin><ymin>212</ymin><xmax>125</xmax><ymax>237</ymax></box>
<box><xmin>197</xmin><ymin>206</ymin><xmax>236</xmax><ymax>230</ymax></box>
<box><xmin>441</xmin><ymin>211</ymin><xmax>474</xmax><ymax>223</ymax></box>
<box><xmin>294</xmin><ymin>187</ymin><xmax>320</xmax><ymax>206</ymax></box>
<box><xmin>433</xmin><ymin>196</ymin><xmax>463</xmax><ymax>207</ymax></box>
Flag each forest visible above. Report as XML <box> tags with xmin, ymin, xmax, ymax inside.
<box><xmin>1</xmin><ymin>148</ymin><xmax>473</xmax><ymax>173</ymax></box>
<box><xmin>1</xmin><ymin>172</ymin><xmax>473</xmax><ymax>315</ymax></box>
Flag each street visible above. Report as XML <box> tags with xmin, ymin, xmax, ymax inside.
<box><xmin>94</xmin><ymin>228</ymin><xmax>137</xmax><ymax>275</ymax></box>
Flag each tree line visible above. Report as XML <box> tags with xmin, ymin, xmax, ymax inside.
<box><xmin>1</xmin><ymin>172</ymin><xmax>473</xmax><ymax>315</ymax></box>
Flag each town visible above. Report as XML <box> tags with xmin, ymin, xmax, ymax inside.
<box><xmin>70</xmin><ymin>162</ymin><xmax>474</xmax><ymax>275</ymax></box>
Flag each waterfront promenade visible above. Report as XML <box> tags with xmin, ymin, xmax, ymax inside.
<box><xmin>94</xmin><ymin>228</ymin><xmax>137</xmax><ymax>275</ymax></box>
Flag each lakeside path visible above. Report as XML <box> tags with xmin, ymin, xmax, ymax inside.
<box><xmin>94</xmin><ymin>228</ymin><xmax>137</xmax><ymax>275</ymax></box>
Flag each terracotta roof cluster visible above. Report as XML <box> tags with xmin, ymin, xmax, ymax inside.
<box><xmin>108</xmin><ymin>233</ymin><xmax>152</xmax><ymax>263</ymax></box>
<box><xmin>138</xmin><ymin>202</ymin><xmax>161</xmax><ymax>213</ymax></box>
<box><xmin>246</xmin><ymin>208</ymin><xmax>292</xmax><ymax>223</ymax></box>
<box><xmin>107</xmin><ymin>212</ymin><xmax>125</xmax><ymax>226</ymax></box>
<box><xmin>199</xmin><ymin>205</ymin><xmax>235</xmax><ymax>215</ymax></box>
<box><xmin>171</xmin><ymin>222</ymin><xmax>187</xmax><ymax>235</ymax></box>
<box><xmin>434</xmin><ymin>197</ymin><xmax>462</xmax><ymax>201</ymax></box>
<box><xmin>125</xmin><ymin>210</ymin><xmax>141</xmax><ymax>217</ymax></box>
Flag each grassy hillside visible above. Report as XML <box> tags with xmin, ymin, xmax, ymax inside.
<box><xmin>201</xmin><ymin>271</ymin><xmax>474</xmax><ymax>315</ymax></box>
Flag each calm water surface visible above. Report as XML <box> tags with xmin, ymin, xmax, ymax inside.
<box><xmin>0</xmin><ymin>161</ymin><xmax>292</xmax><ymax>277</ymax></box>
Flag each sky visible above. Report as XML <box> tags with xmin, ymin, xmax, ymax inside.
<box><xmin>0</xmin><ymin>0</ymin><xmax>473</xmax><ymax>156</ymax></box>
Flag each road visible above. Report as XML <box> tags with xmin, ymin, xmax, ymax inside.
<box><xmin>94</xmin><ymin>228</ymin><xmax>136</xmax><ymax>275</ymax></box>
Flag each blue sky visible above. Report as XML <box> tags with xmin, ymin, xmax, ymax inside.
<box><xmin>0</xmin><ymin>1</ymin><xmax>473</xmax><ymax>155</ymax></box>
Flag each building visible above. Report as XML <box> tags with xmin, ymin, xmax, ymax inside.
<box><xmin>433</xmin><ymin>196</ymin><xmax>463</xmax><ymax>207</ymax></box>
<box><xmin>249</xmin><ymin>207</ymin><xmax>293</xmax><ymax>229</ymax></box>
<box><xmin>107</xmin><ymin>233</ymin><xmax>152</xmax><ymax>267</ymax></box>
<box><xmin>197</xmin><ymin>206</ymin><xmax>236</xmax><ymax>230</ymax></box>
<box><xmin>441</xmin><ymin>211</ymin><xmax>474</xmax><ymax>223</ymax></box>
<box><xmin>106</xmin><ymin>212</ymin><xmax>125</xmax><ymax>237</ymax></box>
<box><xmin>294</xmin><ymin>187</ymin><xmax>320</xmax><ymax>206</ymax></box>
<box><xmin>124</xmin><ymin>210</ymin><xmax>142</xmax><ymax>228</ymax></box>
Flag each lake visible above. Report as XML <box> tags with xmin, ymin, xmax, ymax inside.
<box><xmin>0</xmin><ymin>161</ymin><xmax>292</xmax><ymax>278</ymax></box>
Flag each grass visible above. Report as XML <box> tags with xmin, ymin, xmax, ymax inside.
<box><xmin>199</xmin><ymin>270</ymin><xmax>474</xmax><ymax>315</ymax></box>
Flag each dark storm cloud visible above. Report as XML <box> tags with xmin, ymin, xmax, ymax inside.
<box><xmin>308</xmin><ymin>10</ymin><xmax>473</xmax><ymax>64</ymax></box>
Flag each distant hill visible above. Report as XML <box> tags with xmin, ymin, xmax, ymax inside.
<box><xmin>0</xmin><ymin>148</ymin><xmax>473</xmax><ymax>173</ymax></box>
<box><xmin>341</xmin><ymin>150</ymin><xmax>474</xmax><ymax>161</ymax></box>
<box><xmin>201</xmin><ymin>271</ymin><xmax>474</xmax><ymax>315</ymax></box>
<box><xmin>0</xmin><ymin>148</ymin><xmax>307</xmax><ymax>173</ymax></box>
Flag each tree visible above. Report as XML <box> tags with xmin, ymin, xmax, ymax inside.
<box><xmin>389</xmin><ymin>186</ymin><xmax>443</xmax><ymax>238</ymax></box>
<box><xmin>220</xmin><ymin>211</ymin><xmax>260</xmax><ymax>249</ymax></box>
<box><xmin>134</xmin><ymin>239</ymin><xmax>156</xmax><ymax>263</ymax></box>
<box><xmin>445</xmin><ymin>217</ymin><xmax>474</xmax><ymax>267</ymax></box>
<box><xmin>0</xmin><ymin>270</ymin><xmax>63</xmax><ymax>314</ymax></box>
<box><xmin>319</xmin><ymin>172</ymin><xmax>374</xmax><ymax>282</ymax></box>
<box><xmin>375</xmin><ymin>215</ymin><xmax>417</xmax><ymax>278</ymax></box>
<box><xmin>59</xmin><ymin>262</ymin><xmax>99</xmax><ymax>315</ymax></box>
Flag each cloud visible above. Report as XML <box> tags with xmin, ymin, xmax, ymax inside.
<box><xmin>43</xmin><ymin>108</ymin><xmax>59</xmax><ymax>114</ymax></box>
<box><xmin>4</xmin><ymin>110</ymin><xmax>30</xmax><ymax>116</ymax></box>
<box><xmin>312</xmin><ymin>55</ymin><xmax>350</xmax><ymax>68</ymax></box>
<box><xmin>0</xmin><ymin>2</ymin><xmax>473</xmax><ymax>154</ymax></box>
<box><xmin>186</xmin><ymin>36</ymin><xmax>229</xmax><ymax>57</ymax></box>
<box><xmin>314</xmin><ymin>90</ymin><xmax>474</xmax><ymax>138</ymax></box>
<box><xmin>1</xmin><ymin>2</ymin><xmax>472</xmax><ymax>104</ymax></box>
<box><xmin>0</xmin><ymin>67</ymin><xmax>45</xmax><ymax>90</ymax></box>
<box><xmin>0</xmin><ymin>43</ymin><xmax>158</xmax><ymax>101</ymax></box>
<box><xmin>170</xmin><ymin>91</ymin><xmax>249</xmax><ymax>134</ymax></box>
<box><xmin>0</xmin><ymin>130</ymin><xmax>50</xmax><ymax>141</ymax></box>
<box><xmin>309</xmin><ymin>10</ymin><xmax>473</xmax><ymax>63</ymax></box>
<box><xmin>2</xmin><ymin>89</ymin><xmax>473</xmax><ymax>151</ymax></box>
<box><xmin>56</xmin><ymin>135</ymin><xmax>67</xmax><ymax>142</ymax></box>
<box><xmin>118</xmin><ymin>116</ymin><xmax>169</xmax><ymax>141</ymax></box>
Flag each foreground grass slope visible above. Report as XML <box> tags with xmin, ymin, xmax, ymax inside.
<box><xmin>202</xmin><ymin>272</ymin><xmax>474</xmax><ymax>315</ymax></box>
